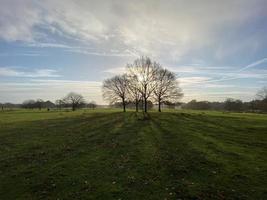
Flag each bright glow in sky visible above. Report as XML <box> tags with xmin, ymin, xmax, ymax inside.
<box><xmin>0</xmin><ymin>0</ymin><xmax>267</xmax><ymax>104</ymax></box>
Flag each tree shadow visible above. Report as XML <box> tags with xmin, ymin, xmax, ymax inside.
<box><xmin>148</xmin><ymin>114</ymin><xmax>226</xmax><ymax>199</ymax></box>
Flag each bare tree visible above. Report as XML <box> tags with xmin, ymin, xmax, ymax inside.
<box><xmin>153</xmin><ymin>68</ymin><xmax>183</xmax><ymax>112</ymax></box>
<box><xmin>36</xmin><ymin>99</ymin><xmax>44</xmax><ymax>110</ymax></box>
<box><xmin>88</xmin><ymin>101</ymin><xmax>97</xmax><ymax>109</ymax></box>
<box><xmin>127</xmin><ymin>56</ymin><xmax>159</xmax><ymax>112</ymax></box>
<box><xmin>256</xmin><ymin>86</ymin><xmax>267</xmax><ymax>112</ymax></box>
<box><xmin>102</xmin><ymin>56</ymin><xmax>184</xmax><ymax>113</ymax></box>
<box><xmin>22</xmin><ymin>99</ymin><xmax>36</xmax><ymax>109</ymax></box>
<box><xmin>63</xmin><ymin>92</ymin><xmax>85</xmax><ymax>111</ymax></box>
<box><xmin>55</xmin><ymin>99</ymin><xmax>64</xmax><ymax>110</ymax></box>
<box><xmin>224</xmin><ymin>98</ymin><xmax>243</xmax><ymax>112</ymax></box>
<box><xmin>256</xmin><ymin>86</ymin><xmax>267</xmax><ymax>100</ymax></box>
<box><xmin>127</xmin><ymin>74</ymin><xmax>142</xmax><ymax>112</ymax></box>
<box><xmin>103</xmin><ymin>74</ymin><xmax>129</xmax><ymax>112</ymax></box>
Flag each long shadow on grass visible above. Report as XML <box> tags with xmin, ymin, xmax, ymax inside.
<box><xmin>1</xmin><ymin>111</ymin><xmax>164</xmax><ymax>199</ymax></box>
<box><xmin>170</xmin><ymin>113</ymin><xmax>267</xmax><ymax>154</ymax></box>
<box><xmin>149</xmin><ymin>112</ymin><xmax>267</xmax><ymax>200</ymax></box>
<box><xmin>30</xmin><ymin>111</ymin><xmax>168</xmax><ymax>200</ymax></box>
<box><xmin>1</xmin><ymin>112</ymin><xmax>265</xmax><ymax>199</ymax></box>
<box><xmin>148</xmin><ymin>113</ymin><xmax>227</xmax><ymax>199</ymax></box>
<box><xmin>0</xmin><ymin>112</ymin><xmax>131</xmax><ymax>199</ymax></box>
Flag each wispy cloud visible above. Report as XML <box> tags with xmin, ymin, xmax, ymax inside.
<box><xmin>26</xmin><ymin>42</ymin><xmax>137</xmax><ymax>57</ymax></box>
<box><xmin>102</xmin><ymin>67</ymin><xmax>126</xmax><ymax>75</ymax></box>
<box><xmin>0</xmin><ymin>67</ymin><xmax>60</xmax><ymax>77</ymax></box>
<box><xmin>30</xmin><ymin>79</ymin><xmax>102</xmax><ymax>86</ymax></box>
<box><xmin>203</xmin><ymin>84</ymin><xmax>236</xmax><ymax>88</ymax></box>
<box><xmin>0</xmin><ymin>79</ymin><xmax>103</xmax><ymax>103</ymax></box>
<box><xmin>0</xmin><ymin>0</ymin><xmax>266</xmax><ymax>103</ymax></box>
<box><xmin>182</xmin><ymin>89</ymin><xmax>257</xmax><ymax>102</ymax></box>
<box><xmin>176</xmin><ymin>57</ymin><xmax>267</xmax><ymax>86</ymax></box>
<box><xmin>0</xmin><ymin>51</ymin><xmax>46</xmax><ymax>57</ymax></box>
<box><xmin>179</xmin><ymin>76</ymin><xmax>212</xmax><ymax>86</ymax></box>
<box><xmin>65</xmin><ymin>48</ymin><xmax>135</xmax><ymax>57</ymax></box>
<box><xmin>26</xmin><ymin>42</ymin><xmax>73</xmax><ymax>49</ymax></box>
<box><xmin>205</xmin><ymin>58</ymin><xmax>267</xmax><ymax>83</ymax></box>
<box><xmin>1</xmin><ymin>0</ymin><xmax>266</xmax><ymax>59</ymax></box>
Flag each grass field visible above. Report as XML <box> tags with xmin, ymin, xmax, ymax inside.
<box><xmin>0</xmin><ymin>109</ymin><xmax>266</xmax><ymax>199</ymax></box>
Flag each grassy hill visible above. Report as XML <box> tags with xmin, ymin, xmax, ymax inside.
<box><xmin>0</xmin><ymin>109</ymin><xmax>266</xmax><ymax>199</ymax></box>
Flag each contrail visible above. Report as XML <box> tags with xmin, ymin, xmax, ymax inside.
<box><xmin>237</xmin><ymin>57</ymin><xmax>267</xmax><ymax>72</ymax></box>
<box><xmin>187</xmin><ymin>57</ymin><xmax>267</xmax><ymax>84</ymax></box>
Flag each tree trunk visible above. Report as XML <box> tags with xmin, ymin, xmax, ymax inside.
<box><xmin>141</xmin><ymin>97</ymin><xmax>144</xmax><ymax>111</ymax></box>
<box><xmin>135</xmin><ymin>99</ymin><xmax>139</xmax><ymax>112</ymax></box>
<box><xmin>158</xmin><ymin>99</ymin><xmax>161</xmax><ymax>112</ymax></box>
<box><xmin>144</xmin><ymin>98</ymin><xmax>147</xmax><ymax>113</ymax></box>
<box><xmin>122</xmin><ymin>98</ymin><xmax>126</xmax><ymax>112</ymax></box>
<box><xmin>72</xmin><ymin>104</ymin><xmax>75</xmax><ymax>111</ymax></box>
<box><xmin>144</xmin><ymin>85</ymin><xmax>147</xmax><ymax>112</ymax></box>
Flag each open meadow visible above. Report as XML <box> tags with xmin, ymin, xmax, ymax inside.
<box><xmin>0</xmin><ymin>109</ymin><xmax>266</xmax><ymax>199</ymax></box>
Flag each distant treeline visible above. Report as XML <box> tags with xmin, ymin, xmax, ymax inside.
<box><xmin>0</xmin><ymin>96</ymin><xmax>97</xmax><ymax>111</ymax></box>
<box><xmin>182</xmin><ymin>98</ymin><xmax>267</xmax><ymax>113</ymax></box>
<box><xmin>111</xmin><ymin>97</ymin><xmax>267</xmax><ymax>113</ymax></box>
<box><xmin>1</xmin><ymin>97</ymin><xmax>267</xmax><ymax>113</ymax></box>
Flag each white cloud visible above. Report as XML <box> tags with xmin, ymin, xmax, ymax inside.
<box><xmin>182</xmin><ymin>88</ymin><xmax>257</xmax><ymax>102</ymax></box>
<box><xmin>0</xmin><ymin>1</ymin><xmax>266</xmax><ymax>103</ymax></box>
<box><xmin>0</xmin><ymin>67</ymin><xmax>60</xmax><ymax>77</ymax></box>
<box><xmin>203</xmin><ymin>84</ymin><xmax>236</xmax><ymax>88</ymax></box>
<box><xmin>0</xmin><ymin>51</ymin><xmax>46</xmax><ymax>57</ymax></box>
<box><xmin>0</xmin><ymin>79</ymin><xmax>103</xmax><ymax>104</ymax></box>
<box><xmin>26</xmin><ymin>42</ymin><xmax>73</xmax><ymax>49</ymax></box>
<box><xmin>167</xmin><ymin>65</ymin><xmax>232</xmax><ymax>74</ymax></box>
<box><xmin>179</xmin><ymin>76</ymin><xmax>212</xmax><ymax>86</ymax></box>
<box><xmin>0</xmin><ymin>0</ymin><xmax>266</xmax><ymax>59</ymax></box>
<box><xmin>174</xmin><ymin>57</ymin><xmax>267</xmax><ymax>87</ymax></box>
<box><xmin>0</xmin><ymin>0</ymin><xmax>41</xmax><ymax>42</ymax></box>
<box><xmin>102</xmin><ymin>67</ymin><xmax>126</xmax><ymax>75</ymax></box>
<box><xmin>30</xmin><ymin>79</ymin><xmax>102</xmax><ymax>86</ymax></box>
<box><xmin>65</xmin><ymin>48</ymin><xmax>134</xmax><ymax>57</ymax></box>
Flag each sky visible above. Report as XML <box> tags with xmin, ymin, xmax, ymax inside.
<box><xmin>0</xmin><ymin>0</ymin><xmax>267</xmax><ymax>104</ymax></box>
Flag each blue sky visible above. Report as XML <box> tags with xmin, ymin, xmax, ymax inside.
<box><xmin>0</xmin><ymin>0</ymin><xmax>267</xmax><ymax>104</ymax></box>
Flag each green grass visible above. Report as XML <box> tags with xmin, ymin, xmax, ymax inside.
<box><xmin>0</xmin><ymin>109</ymin><xmax>266</xmax><ymax>199</ymax></box>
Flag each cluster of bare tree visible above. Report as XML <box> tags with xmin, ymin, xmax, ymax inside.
<box><xmin>22</xmin><ymin>99</ymin><xmax>55</xmax><ymax>110</ymax></box>
<box><xmin>55</xmin><ymin>92</ymin><xmax>85</xmax><ymax>111</ymax></box>
<box><xmin>103</xmin><ymin>56</ymin><xmax>183</xmax><ymax>112</ymax></box>
<box><xmin>55</xmin><ymin>92</ymin><xmax>97</xmax><ymax>111</ymax></box>
<box><xmin>0</xmin><ymin>103</ymin><xmax>21</xmax><ymax>111</ymax></box>
<box><xmin>19</xmin><ymin>92</ymin><xmax>96</xmax><ymax>111</ymax></box>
